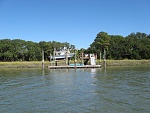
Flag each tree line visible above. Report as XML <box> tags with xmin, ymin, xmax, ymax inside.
<box><xmin>86</xmin><ymin>32</ymin><xmax>150</xmax><ymax>60</ymax></box>
<box><xmin>0</xmin><ymin>31</ymin><xmax>150</xmax><ymax>61</ymax></box>
<box><xmin>0</xmin><ymin>39</ymin><xmax>75</xmax><ymax>61</ymax></box>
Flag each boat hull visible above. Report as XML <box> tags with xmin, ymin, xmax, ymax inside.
<box><xmin>48</xmin><ymin>53</ymin><xmax>74</xmax><ymax>61</ymax></box>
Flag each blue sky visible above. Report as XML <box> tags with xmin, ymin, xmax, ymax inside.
<box><xmin>0</xmin><ymin>0</ymin><xmax>150</xmax><ymax>49</ymax></box>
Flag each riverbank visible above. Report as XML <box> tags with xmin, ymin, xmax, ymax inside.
<box><xmin>105</xmin><ymin>60</ymin><xmax>150</xmax><ymax>66</ymax></box>
<box><xmin>0</xmin><ymin>60</ymin><xmax>150</xmax><ymax>68</ymax></box>
<box><xmin>0</xmin><ymin>61</ymin><xmax>50</xmax><ymax>68</ymax></box>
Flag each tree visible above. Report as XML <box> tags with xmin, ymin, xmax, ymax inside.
<box><xmin>89</xmin><ymin>32</ymin><xmax>111</xmax><ymax>59</ymax></box>
<box><xmin>87</xmin><ymin>31</ymin><xmax>150</xmax><ymax>60</ymax></box>
<box><xmin>109</xmin><ymin>35</ymin><xmax>125</xmax><ymax>59</ymax></box>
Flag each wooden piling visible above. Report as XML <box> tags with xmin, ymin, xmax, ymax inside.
<box><xmin>42</xmin><ymin>50</ymin><xmax>44</xmax><ymax>69</ymax></box>
<box><xmin>74</xmin><ymin>50</ymin><xmax>77</xmax><ymax>69</ymax></box>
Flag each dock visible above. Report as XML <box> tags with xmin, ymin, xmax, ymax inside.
<box><xmin>48</xmin><ymin>65</ymin><xmax>101</xmax><ymax>69</ymax></box>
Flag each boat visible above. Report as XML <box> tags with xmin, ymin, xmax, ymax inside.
<box><xmin>48</xmin><ymin>47</ymin><xmax>74</xmax><ymax>61</ymax></box>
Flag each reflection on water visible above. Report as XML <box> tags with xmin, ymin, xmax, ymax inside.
<box><xmin>0</xmin><ymin>66</ymin><xmax>150</xmax><ymax>113</ymax></box>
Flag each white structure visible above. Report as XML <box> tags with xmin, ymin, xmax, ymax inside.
<box><xmin>51</xmin><ymin>47</ymin><xmax>74</xmax><ymax>60</ymax></box>
<box><xmin>90</xmin><ymin>54</ymin><xmax>96</xmax><ymax>65</ymax></box>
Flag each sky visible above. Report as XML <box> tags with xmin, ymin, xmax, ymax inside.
<box><xmin>0</xmin><ymin>0</ymin><xmax>150</xmax><ymax>49</ymax></box>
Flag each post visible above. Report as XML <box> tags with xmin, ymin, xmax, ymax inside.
<box><xmin>100</xmin><ymin>52</ymin><xmax>101</xmax><ymax>65</ymax></box>
<box><xmin>53</xmin><ymin>48</ymin><xmax>56</xmax><ymax>66</ymax></box>
<box><xmin>74</xmin><ymin>50</ymin><xmax>76</xmax><ymax>69</ymax></box>
<box><xmin>104</xmin><ymin>49</ymin><xmax>106</xmax><ymax>67</ymax></box>
<box><xmin>66</xmin><ymin>50</ymin><xmax>68</xmax><ymax>65</ymax></box>
<box><xmin>81</xmin><ymin>52</ymin><xmax>83</xmax><ymax>65</ymax></box>
<box><xmin>50</xmin><ymin>53</ymin><xmax>51</xmax><ymax>66</ymax></box>
<box><xmin>42</xmin><ymin>50</ymin><xmax>44</xmax><ymax>69</ymax></box>
<box><xmin>95</xmin><ymin>53</ymin><xmax>97</xmax><ymax>65</ymax></box>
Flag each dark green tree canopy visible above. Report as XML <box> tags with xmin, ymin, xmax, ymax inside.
<box><xmin>0</xmin><ymin>39</ymin><xmax>75</xmax><ymax>61</ymax></box>
<box><xmin>1</xmin><ymin>31</ymin><xmax>150</xmax><ymax>61</ymax></box>
<box><xmin>86</xmin><ymin>32</ymin><xmax>150</xmax><ymax>60</ymax></box>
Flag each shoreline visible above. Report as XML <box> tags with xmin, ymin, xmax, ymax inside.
<box><xmin>104</xmin><ymin>60</ymin><xmax>150</xmax><ymax>66</ymax></box>
<box><xmin>0</xmin><ymin>60</ymin><xmax>150</xmax><ymax>68</ymax></box>
<box><xmin>0</xmin><ymin>61</ymin><xmax>50</xmax><ymax>68</ymax></box>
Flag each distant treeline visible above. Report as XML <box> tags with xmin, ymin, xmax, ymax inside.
<box><xmin>0</xmin><ymin>31</ymin><xmax>150</xmax><ymax>61</ymax></box>
<box><xmin>85</xmin><ymin>32</ymin><xmax>150</xmax><ymax>60</ymax></box>
<box><xmin>0</xmin><ymin>39</ymin><xmax>75</xmax><ymax>61</ymax></box>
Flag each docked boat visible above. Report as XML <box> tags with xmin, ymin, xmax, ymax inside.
<box><xmin>48</xmin><ymin>47</ymin><xmax>74</xmax><ymax>61</ymax></box>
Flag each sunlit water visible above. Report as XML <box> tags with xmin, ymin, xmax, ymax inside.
<box><xmin>0</xmin><ymin>66</ymin><xmax>150</xmax><ymax>113</ymax></box>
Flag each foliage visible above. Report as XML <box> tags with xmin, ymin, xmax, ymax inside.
<box><xmin>86</xmin><ymin>32</ymin><xmax>150</xmax><ymax>60</ymax></box>
<box><xmin>0</xmin><ymin>39</ymin><xmax>75</xmax><ymax>61</ymax></box>
<box><xmin>89</xmin><ymin>32</ymin><xmax>110</xmax><ymax>54</ymax></box>
<box><xmin>1</xmin><ymin>31</ymin><xmax>150</xmax><ymax>61</ymax></box>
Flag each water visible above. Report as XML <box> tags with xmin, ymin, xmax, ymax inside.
<box><xmin>0</xmin><ymin>66</ymin><xmax>150</xmax><ymax>113</ymax></box>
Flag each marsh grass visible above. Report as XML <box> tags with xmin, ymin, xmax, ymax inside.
<box><xmin>103</xmin><ymin>59</ymin><xmax>150</xmax><ymax>66</ymax></box>
<box><xmin>0</xmin><ymin>60</ymin><xmax>150</xmax><ymax>68</ymax></box>
<box><xmin>0</xmin><ymin>61</ymin><xmax>50</xmax><ymax>68</ymax></box>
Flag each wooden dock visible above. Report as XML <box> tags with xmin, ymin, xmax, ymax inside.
<box><xmin>48</xmin><ymin>65</ymin><xmax>101</xmax><ymax>69</ymax></box>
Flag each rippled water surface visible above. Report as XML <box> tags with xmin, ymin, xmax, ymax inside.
<box><xmin>0</xmin><ymin>66</ymin><xmax>150</xmax><ymax>113</ymax></box>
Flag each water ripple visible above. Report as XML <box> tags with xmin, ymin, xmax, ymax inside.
<box><xmin>0</xmin><ymin>67</ymin><xmax>150</xmax><ymax>112</ymax></box>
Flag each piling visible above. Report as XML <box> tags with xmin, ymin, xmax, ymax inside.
<box><xmin>42</xmin><ymin>50</ymin><xmax>44</xmax><ymax>69</ymax></box>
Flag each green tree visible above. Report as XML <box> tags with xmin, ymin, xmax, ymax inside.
<box><xmin>89</xmin><ymin>32</ymin><xmax>111</xmax><ymax>58</ymax></box>
<box><xmin>109</xmin><ymin>35</ymin><xmax>125</xmax><ymax>59</ymax></box>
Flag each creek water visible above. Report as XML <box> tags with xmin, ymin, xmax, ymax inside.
<box><xmin>0</xmin><ymin>66</ymin><xmax>150</xmax><ymax>113</ymax></box>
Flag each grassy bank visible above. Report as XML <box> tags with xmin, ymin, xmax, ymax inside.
<box><xmin>0</xmin><ymin>60</ymin><xmax>150</xmax><ymax>68</ymax></box>
<box><xmin>0</xmin><ymin>61</ymin><xmax>50</xmax><ymax>68</ymax></box>
<box><xmin>103</xmin><ymin>60</ymin><xmax>150</xmax><ymax>66</ymax></box>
